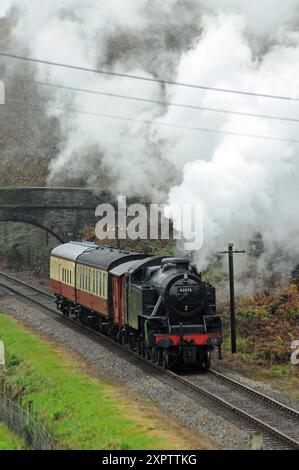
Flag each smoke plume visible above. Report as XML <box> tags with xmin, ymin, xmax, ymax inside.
<box><xmin>1</xmin><ymin>1</ymin><xmax>299</xmax><ymax>281</ymax></box>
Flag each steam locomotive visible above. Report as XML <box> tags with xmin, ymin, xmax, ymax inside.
<box><xmin>50</xmin><ymin>242</ymin><xmax>222</xmax><ymax>369</ymax></box>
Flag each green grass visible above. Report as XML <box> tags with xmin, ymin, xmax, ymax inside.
<box><xmin>0</xmin><ymin>423</ymin><xmax>27</xmax><ymax>450</ymax></box>
<box><xmin>0</xmin><ymin>314</ymin><xmax>174</xmax><ymax>450</ymax></box>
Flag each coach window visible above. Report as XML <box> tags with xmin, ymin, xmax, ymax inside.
<box><xmin>104</xmin><ymin>273</ymin><xmax>107</xmax><ymax>298</ymax></box>
<box><xmin>99</xmin><ymin>272</ymin><xmax>102</xmax><ymax>297</ymax></box>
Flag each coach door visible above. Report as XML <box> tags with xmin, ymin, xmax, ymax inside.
<box><xmin>118</xmin><ymin>276</ymin><xmax>125</xmax><ymax>326</ymax></box>
<box><xmin>112</xmin><ymin>275</ymin><xmax>126</xmax><ymax>326</ymax></box>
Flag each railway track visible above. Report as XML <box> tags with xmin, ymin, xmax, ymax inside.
<box><xmin>0</xmin><ymin>271</ymin><xmax>299</xmax><ymax>450</ymax></box>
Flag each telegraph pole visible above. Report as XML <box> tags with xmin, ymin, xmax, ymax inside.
<box><xmin>220</xmin><ymin>243</ymin><xmax>245</xmax><ymax>354</ymax></box>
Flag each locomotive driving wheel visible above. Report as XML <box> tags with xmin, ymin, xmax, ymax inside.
<box><xmin>162</xmin><ymin>350</ymin><xmax>170</xmax><ymax>369</ymax></box>
<box><xmin>137</xmin><ymin>340</ymin><xmax>143</xmax><ymax>356</ymax></box>
<box><xmin>157</xmin><ymin>349</ymin><xmax>163</xmax><ymax>366</ymax></box>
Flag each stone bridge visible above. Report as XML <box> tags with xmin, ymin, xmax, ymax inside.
<box><xmin>0</xmin><ymin>187</ymin><xmax>114</xmax><ymax>242</ymax></box>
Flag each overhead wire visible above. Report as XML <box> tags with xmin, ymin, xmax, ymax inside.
<box><xmin>1</xmin><ymin>51</ymin><xmax>299</xmax><ymax>101</ymax></box>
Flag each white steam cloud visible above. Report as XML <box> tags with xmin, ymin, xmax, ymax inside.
<box><xmin>161</xmin><ymin>12</ymin><xmax>299</xmax><ymax>276</ymax></box>
<box><xmin>0</xmin><ymin>1</ymin><xmax>12</xmax><ymax>18</ymax></box>
<box><xmin>2</xmin><ymin>1</ymin><xmax>299</xmax><ymax>279</ymax></box>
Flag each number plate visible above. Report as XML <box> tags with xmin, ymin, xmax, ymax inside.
<box><xmin>178</xmin><ymin>287</ymin><xmax>193</xmax><ymax>293</ymax></box>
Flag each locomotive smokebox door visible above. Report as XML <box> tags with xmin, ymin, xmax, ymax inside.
<box><xmin>183</xmin><ymin>345</ymin><xmax>197</xmax><ymax>364</ymax></box>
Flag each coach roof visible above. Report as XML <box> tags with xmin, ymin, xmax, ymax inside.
<box><xmin>77</xmin><ymin>245</ymin><xmax>147</xmax><ymax>270</ymax></box>
<box><xmin>51</xmin><ymin>241</ymin><xmax>97</xmax><ymax>262</ymax></box>
<box><xmin>51</xmin><ymin>242</ymin><xmax>147</xmax><ymax>269</ymax></box>
<box><xmin>109</xmin><ymin>256</ymin><xmax>165</xmax><ymax>277</ymax></box>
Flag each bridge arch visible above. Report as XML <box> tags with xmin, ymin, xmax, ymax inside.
<box><xmin>0</xmin><ymin>218</ymin><xmax>65</xmax><ymax>244</ymax></box>
<box><xmin>0</xmin><ymin>187</ymin><xmax>111</xmax><ymax>243</ymax></box>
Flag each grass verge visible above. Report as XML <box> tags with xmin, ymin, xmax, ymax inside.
<box><xmin>0</xmin><ymin>423</ymin><xmax>27</xmax><ymax>450</ymax></box>
<box><xmin>215</xmin><ymin>334</ymin><xmax>299</xmax><ymax>401</ymax></box>
<box><xmin>0</xmin><ymin>313</ymin><xmax>213</xmax><ymax>450</ymax></box>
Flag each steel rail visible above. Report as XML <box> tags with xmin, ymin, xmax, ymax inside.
<box><xmin>209</xmin><ymin>368</ymin><xmax>299</xmax><ymax>419</ymax></box>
